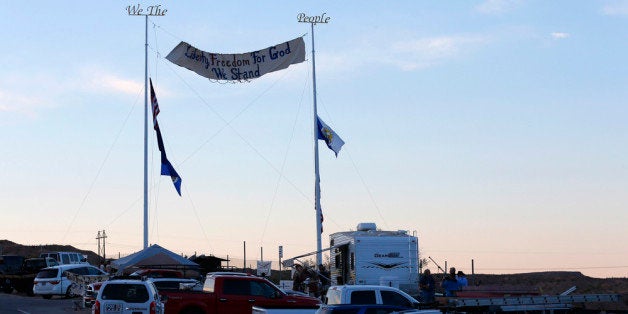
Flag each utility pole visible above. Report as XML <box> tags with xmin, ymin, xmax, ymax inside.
<box><xmin>278</xmin><ymin>245</ymin><xmax>283</xmax><ymax>283</ymax></box>
<box><xmin>96</xmin><ymin>230</ymin><xmax>108</xmax><ymax>263</ymax></box>
<box><xmin>102</xmin><ymin>230</ymin><xmax>107</xmax><ymax>262</ymax></box>
<box><xmin>96</xmin><ymin>231</ymin><xmax>101</xmax><ymax>262</ymax></box>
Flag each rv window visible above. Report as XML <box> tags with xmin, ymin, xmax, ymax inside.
<box><xmin>350</xmin><ymin>290</ymin><xmax>376</xmax><ymax>304</ymax></box>
<box><xmin>381</xmin><ymin>290</ymin><xmax>413</xmax><ymax>307</ymax></box>
<box><xmin>350</xmin><ymin>253</ymin><xmax>355</xmax><ymax>270</ymax></box>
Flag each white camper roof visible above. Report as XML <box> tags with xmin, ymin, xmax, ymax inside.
<box><xmin>331</xmin><ymin>223</ymin><xmax>412</xmax><ymax>239</ymax></box>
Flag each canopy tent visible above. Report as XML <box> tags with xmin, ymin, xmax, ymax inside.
<box><xmin>110</xmin><ymin>244</ymin><xmax>199</xmax><ymax>275</ymax></box>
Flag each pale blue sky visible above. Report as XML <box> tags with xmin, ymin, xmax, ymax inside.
<box><xmin>1</xmin><ymin>1</ymin><xmax>627</xmax><ymax>278</ymax></box>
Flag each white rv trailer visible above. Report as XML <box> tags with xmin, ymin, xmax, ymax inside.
<box><xmin>329</xmin><ymin>223</ymin><xmax>419</xmax><ymax>296</ymax></box>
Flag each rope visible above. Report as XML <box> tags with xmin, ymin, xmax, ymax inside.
<box><xmin>61</xmin><ymin>84</ymin><xmax>143</xmax><ymax>243</ymax></box>
<box><xmin>259</xmin><ymin>62</ymin><xmax>310</xmax><ymax>243</ymax></box>
<box><xmin>317</xmin><ymin>93</ymin><xmax>389</xmax><ymax>230</ymax></box>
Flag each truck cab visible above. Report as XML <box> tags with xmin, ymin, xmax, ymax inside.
<box><xmin>324</xmin><ymin>285</ymin><xmax>419</xmax><ymax>309</ymax></box>
<box><xmin>159</xmin><ymin>272</ymin><xmax>321</xmax><ymax>314</ymax></box>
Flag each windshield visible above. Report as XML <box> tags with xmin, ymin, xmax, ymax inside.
<box><xmin>101</xmin><ymin>283</ymin><xmax>150</xmax><ymax>303</ymax></box>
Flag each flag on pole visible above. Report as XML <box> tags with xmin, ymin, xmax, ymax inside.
<box><xmin>320</xmin><ymin>210</ymin><xmax>324</xmax><ymax>233</ymax></box>
<box><xmin>317</xmin><ymin>116</ymin><xmax>345</xmax><ymax>157</ymax></box>
<box><xmin>150</xmin><ymin>79</ymin><xmax>182</xmax><ymax>196</ymax></box>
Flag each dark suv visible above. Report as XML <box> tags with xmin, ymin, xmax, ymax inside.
<box><xmin>0</xmin><ymin>255</ymin><xmax>26</xmax><ymax>293</ymax></box>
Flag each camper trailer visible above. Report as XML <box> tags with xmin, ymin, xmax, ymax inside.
<box><xmin>329</xmin><ymin>223</ymin><xmax>419</xmax><ymax>296</ymax></box>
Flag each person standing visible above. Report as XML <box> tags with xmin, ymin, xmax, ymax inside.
<box><xmin>457</xmin><ymin>271</ymin><xmax>468</xmax><ymax>288</ymax></box>
<box><xmin>441</xmin><ymin>267</ymin><xmax>460</xmax><ymax>297</ymax></box>
<box><xmin>292</xmin><ymin>264</ymin><xmax>306</xmax><ymax>292</ymax></box>
<box><xmin>419</xmin><ymin>269</ymin><xmax>436</xmax><ymax>303</ymax></box>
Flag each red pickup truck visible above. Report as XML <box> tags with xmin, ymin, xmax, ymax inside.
<box><xmin>160</xmin><ymin>273</ymin><xmax>321</xmax><ymax>314</ymax></box>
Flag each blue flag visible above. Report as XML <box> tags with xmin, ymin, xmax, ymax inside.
<box><xmin>150</xmin><ymin>79</ymin><xmax>182</xmax><ymax>196</ymax></box>
<box><xmin>317</xmin><ymin>116</ymin><xmax>345</xmax><ymax>157</ymax></box>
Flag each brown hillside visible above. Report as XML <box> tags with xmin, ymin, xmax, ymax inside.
<box><xmin>0</xmin><ymin>239</ymin><xmax>103</xmax><ymax>265</ymax></box>
<box><xmin>468</xmin><ymin>272</ymin><xmax>628</xmax><ymax>295</ymax></box>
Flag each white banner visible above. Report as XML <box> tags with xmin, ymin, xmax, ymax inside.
<box><xmin>166</xmin><ymin>37</ymin><xmax>306</xmax><ymax>81</ymax></box>
<box><xmin>257</xmin><ymin>261</ymin><xmax>272</xmax><ymax>276</ymax></box>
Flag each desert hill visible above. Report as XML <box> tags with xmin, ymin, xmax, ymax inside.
<box><xmin>0</xmin><ymin>239</ymin><xmax>103</xmax><ymax>265</ymax></box>
<box><xmin>466</xmin><ymin>272</ymin><xmax>628</xmax><ymax>295</ymax></box>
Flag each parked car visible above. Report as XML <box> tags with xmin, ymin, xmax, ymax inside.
<box><xmin>130</xmin><ymin>269</ymin><xmax>183</xmax><ymax>278</ymax></box>
<box><xmin>92</xmin><ymin>278</ymin><xmax>165</xmax><ymax>314</ymax></box>
<box><xmin>23</xmin><ymin>257</ymin><xmax>59</xmax><ymax>271</ymax></box>
<box><xmin>0</xmin><ymin>255</ymin><xmax>25</xmax><ymax>274</ymax></box>
<box><xmin>84</xmin><ymin>281</ymin><xmax>104</xmax><ymax>308</ymax></box>
<box><xmin>147</xmin><ymin>277</ymin><xmax>202</xmax><ymax>292</ymax></box>
<box><xmin>0</xmin><ymin>256</ymin><xmax>58</xmax><ymax>295</ymax></box>
<box><xmin>85</xmin><ymin>275</ymin><xmax>182</xmax><ymax>308</ymax></box>
<box><xmin>0</xmin><ymin>255</ymin><xmax>26</xmax><ymax>293</ymax></box>
<box><xmin>39</xmin><ymin>252</ymin><xmax>89</xmax><ymax>265</ymax></box>
<box><xmin>33</xmin><ymin>264</ymin><xmax>107</xmax><ymax>299</ymax></box>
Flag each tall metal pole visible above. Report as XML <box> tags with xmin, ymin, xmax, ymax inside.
<box><xmin>143</xmin><ymin>14</ymin><xmax>149</xmax><ymax>249</ymax></box>
<box><xmin>96</xmin><ymin>231</ymin><xmax>101</xmax><ymax>260</ymax></box>
<box><xmin>311</xmin><ymin>22</ymin><xmax>322</xmax><ymax>267</ymax></box>
<box><xmin>102</xmin><ymin>230</ymin><xmax>107</xmax><ymax>261</ymax></box>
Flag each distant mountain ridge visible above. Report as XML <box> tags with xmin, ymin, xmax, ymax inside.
<box><xmin>468</xmin><ymin>271</ymin><xmax>628</xmax><ymax>295</ymax></box>
<box><xmin>0</xmin><ymin>239</ymin><xmax>102</xmax><ymax>265</ymax></box>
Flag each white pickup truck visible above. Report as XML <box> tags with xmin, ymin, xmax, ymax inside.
<box><xmin>253</xmin><ymin>285</ymin><xmax>441</xmax><ymax>314</ymax></box>
<box><xmin>325</xmin><ymin>285</ymin><xmax>419</xmax><ymax>307</ymax></box>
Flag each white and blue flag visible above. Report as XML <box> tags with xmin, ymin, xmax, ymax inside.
<box><xmin>317</xmin><ymin>116</ymin><xmax>345</xmax><ymax>157</ymax></box>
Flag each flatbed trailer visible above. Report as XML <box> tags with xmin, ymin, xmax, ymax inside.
<box><xmin>439</xmin><ymin>293</ymin><xmax>621</xmax><ymax>313</ymax></box>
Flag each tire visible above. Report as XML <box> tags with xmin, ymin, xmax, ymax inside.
<box><xmin>181</xmin><ymin>307</ymin><xmax>204</xmax><ymax>314</ymax></box>
<box><xmin>65</xmin><ymin>284</ymin><xmax>76</xmax><ymax>298</ymax></box>
<box><xmin>43</xmin><ymin>295</ymin><xmax>52</xmax><ymax>299</ymax></box>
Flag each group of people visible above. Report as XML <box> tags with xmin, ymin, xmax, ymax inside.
<box><xmin>418</xmin><ymin>267</ymin><xmax>468</xmax><ymax>302</ymax></box>
<box><xmin>292</xmin><ymin>264</ymin><xmax>331</xmax><ymax>298</ymax></box>
<box><xmin>292</xmin><ymin>263</ymin><xmax>469</xmax><ymax>302</ymax></box>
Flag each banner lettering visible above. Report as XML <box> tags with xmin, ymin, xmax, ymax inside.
<box><xmin>166</xmin><ymin>37</ymin><xmax>306</xmax><ymax>81</ymax></box>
